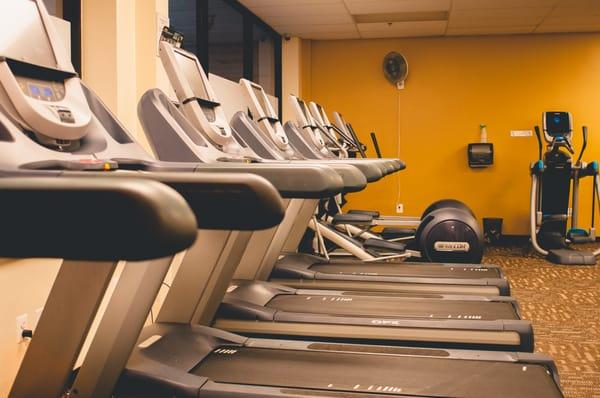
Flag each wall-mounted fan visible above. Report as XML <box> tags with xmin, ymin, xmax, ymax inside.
<box><xmin>383</xmin><ymin>52</ymin><xmax>408</xmax><ymax>89</ymax></box>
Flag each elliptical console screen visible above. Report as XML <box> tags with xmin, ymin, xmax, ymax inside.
<box><xmin>0</xmin><ymin>0</ymin><xmax>57</xmax><ymax>69</ymax></box>
<box><xmin>251</xmin><ymin>85</ymin><xmax>274</xmax><ymax>118</ymax></box>
<box><xmin>174</xmin><ymin>50</ymin><xmax>210</xmax><ymax>101</ymax></box>
<box><xmin>544</xmin><ymin>112</ymin><xmax>571</xmax><ymax>137</ymax></box>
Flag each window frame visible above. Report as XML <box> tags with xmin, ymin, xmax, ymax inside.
<box><xmin>195</xmin><ymin>0</ymin><xmax>282</xmax><ymax>116</ymax></box>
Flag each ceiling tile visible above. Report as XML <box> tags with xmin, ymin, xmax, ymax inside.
<box><xmin>274</xmin><ymin>23</ymin><xmax>358</xmax><ymax>35</ymax></box>
<box><xmin>240</xmin><ymin>0</ymin><xmax>342</xmax><ymax>7</ymax></box>
<box><xmin>452</xmin><ymin>0</ymin><xmax>558</xmax><ymax>10</ymax></box>
<box><xmin>247</xmin><ymin>3</ymin><xmax>348</xmax><ymax>17</ymax></box>
<box><xmin>550</xmin><ymin>0</ymin><xmax>600</xmax><ymax>17</ymax></box>
<box><xmin>241</xmin><ymin>0</ymin><xmax>600</xmax><ymax>39</ymax></box>
<box><xmin>345</xmin><ymin>0</ymin><xmax>451</xmax><ymax>14</ymax></box>
<box><xmin>535</xmin><ymin>14</ymin><xmax>600</xmax><ymax>33</ymax></box>
<box><xmin>448</xmin><ymin>9</ymin><xmax>545</xmax><ymax>28</ymax></box>
<box><xmin>267</xmin><ymin>14</ymin><xmax>354</xmax><ymax>25</ymax></box>
<box><xmin>447</xmin><ymin>25</ymin><xmax>536</xmax><ymax>35</ymax></box>
<box><xmin>535</xmin><ymin>23</ymin><xmax>600</xmax><ymax>33</ymax></box>
<box><xmin>541</xmin><ymin>15</ymin><xmax>600</xmax><ymax>26</ymax></box>
<box><xmin>451</xmin><ymin>7</ymin><xmax>550</xmax><ymax>19</ymax></box>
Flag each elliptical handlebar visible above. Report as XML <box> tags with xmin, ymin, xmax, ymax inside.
<box><xmin>576</xmin><ymin>126</ymin><xmax>588</xmax><ymax>166</ymax></box>
<box><xmin>347</xmin><ymin>123</ymin><xmax>368</xmax><ymax>158</ymax></box>
<box><xmin>534</xmin><ymin>125</ymin><xmax>543</xmax><ymax>161</ymax></box>
<box><xmin>563</xmin><ymin>137</ymin><xmax>575</xmax><ymax>155</ymax></box>
<box><xmin>370</xmin><ymin>132</ymin><xmax>383</xmax><ymax>159</ymax></box>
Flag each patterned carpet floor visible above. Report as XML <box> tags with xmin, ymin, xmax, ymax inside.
<box><xmin>484</xmin><ymin>244</ymin><xmax>600</xmax><ymax>398</ymax></box>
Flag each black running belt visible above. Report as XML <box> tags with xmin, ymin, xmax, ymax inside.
<box><xmin>311</xmin><ymin>263</ymin><xmax>502</xmax><ymax>279</ymax></box>
<box><xmin>266</xmin><ymin>295</ymin><xmax>518</xmax><ymax>320</ymax></box>
<box><xmin>192</xmin><ymin>347</ymin><xmax>562</xmax><ymax>397</ymax></box>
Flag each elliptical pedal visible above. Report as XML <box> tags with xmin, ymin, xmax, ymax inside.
<box><xmin>568</xmin><ymin>235</ymin><xmax>595</xmax><ymax>244</ymax></box>
<box><xmin>567</xmin><ymin>228</ymin><xmax>595</xmax><ymax>244</ymax></box>
<box><xmin>546</xmin><ymin>249</ymin><xmax>597</xmax><ymax>265</ymax></box>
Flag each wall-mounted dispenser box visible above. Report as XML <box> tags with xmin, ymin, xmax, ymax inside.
<box><xmin>468</xmin><ymin>143</ymin><xmax>494</xmax><ymax>168</ymax></box>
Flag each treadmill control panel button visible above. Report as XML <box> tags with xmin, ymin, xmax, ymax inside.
<box><xmin>57</xmin><ymin>109</ymin><xmax>75</xmax><ymax>123</ymax></box>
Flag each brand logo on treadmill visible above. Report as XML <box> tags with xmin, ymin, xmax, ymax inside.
<box><xmin>371</xmin><ymin>319</ymin><xmax>402</xmax><ymax>326</ymax></box>
<box><xmin>434</xmin><ymin>241</ymin><xmax>470</xmax><ymax>252</ymax></box>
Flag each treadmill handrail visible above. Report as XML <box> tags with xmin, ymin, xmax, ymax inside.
<box><xmin>0</xmin><ymin>176</ymin><xmax>197</xmax><ymax>261</ymax></box>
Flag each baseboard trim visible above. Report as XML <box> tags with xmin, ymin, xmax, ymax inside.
<box><xmin>488</xmin><ymin>235</ymin><xmax>530</xmax><ymax>246</ymax></box>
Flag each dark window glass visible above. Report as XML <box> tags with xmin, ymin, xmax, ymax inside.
<box><xmin>169</xmin><ymin>0</ymin><xmax>197</xmax><ymax>55</ymax></box>
<box><xmin>207</xmin><ymin>0</ymin><xmax>243</xmax><ymax>81</ymax></box>
<box><xmin>252</xmin><ymin>23</ymin><xmax>275</xmax><ymax>95</ymax></box>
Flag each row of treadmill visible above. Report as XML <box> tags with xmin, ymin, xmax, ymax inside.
<box><xmin>7</xmin><ymin>1</ymin><xmax>564</xmax><ymax>397</ymax></box>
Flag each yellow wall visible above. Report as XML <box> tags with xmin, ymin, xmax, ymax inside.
<box><xmin>282</xmin><ymin>37</ymin><xmax>302</xmax><ymax>121</ymax></box>
<box><xmin>300</xmin><ymin>39</ymin><xmax>312</xmax><ymax>100</ymax></box>
<box><xmin>81</xmin><ymin>0</ymin><xmax>118</xmax><ymax>117</ymax></box>
<box><xmin>0</xmin><ymin>259</ymin><xmax>62</xmax><ymax>396</ymax></box>
<box><xmin>308</xmin><ymin>33</ymin><xmax>600</xmax><ymax>235</ymax></box>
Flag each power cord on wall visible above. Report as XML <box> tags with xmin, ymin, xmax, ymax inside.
<box><xmin>396</xmin><ymin>89</ymin><xmax>402</xmax><ymax>209</ymax></box>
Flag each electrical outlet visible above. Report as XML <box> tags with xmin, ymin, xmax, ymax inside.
<box><xmin>33</xmin><ymin>307</ymin><xmax>43</xmax><ymax>331</ymax></box>
<box><xmin>396</xmin><ymin>203</ymin><xmax>404</xmax><ymax>214</ymax></box>
<box><xmin>16</xmin><ymin>313</ymin><xmax>28</xmax><ymax>343</ymax></box>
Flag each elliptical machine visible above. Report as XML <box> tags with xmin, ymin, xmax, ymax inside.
<box><xmin>300</xmin><ymin>100</ymin><xmax>484</xmax><ymax>263</ymax></box>
<box><xmin>530</xmin><ymin>111</ymin><xmax>600</xmax><ymax>265</ymax></box>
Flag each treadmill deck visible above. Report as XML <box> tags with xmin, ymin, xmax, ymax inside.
<box><xmin>192</xmin><ymin>346</ymin><xmax>561</xmax><ymax>397</ymax></box>
<box><xmin>312</xmin><ymin>263</ymin><xmax>501</xmax><ymax>279</ymax></box>
<box><xmin>267</xmin><ymin>294</ymin><xmax>518</xmax><ymax>320</ymax></box>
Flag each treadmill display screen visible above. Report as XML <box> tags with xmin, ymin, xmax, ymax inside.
<box><xmin>252</xmin><ymin>85</ymin><xmax>273</xmax><ymax>118</ymax></box>
<box><xmin>174</xmin><ymin>50</ymin><xmax>210</xmax><ymax>101</ymax></box>
<box><xmin>0</xmin><ymin>0</ymin><xmax>57</xmax><ymax>69</ymax></box>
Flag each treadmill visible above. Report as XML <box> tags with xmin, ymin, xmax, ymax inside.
<box><xmin>5</xmin><ymin>175</ymin><xmax>203</xmax><ymax>398</ymax></box>
<box><xmin>3</xmin><ymin>3</ymin><xmax>563</xmax><ymax>396</ymax></box>
<box><xmin>134</xmin><ymin>42</ymin><xmax>535</xmax><ymax>352</ymax></box>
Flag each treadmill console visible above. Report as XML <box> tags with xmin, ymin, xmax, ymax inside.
<box><xmin>15</xmin><ymin>76</ymin><xmax>75</xmax><ymax>124</ymax></box>
<box><xmin>159</xmin><ymin>40</ymin><xmax>236</xmax><ymax>147</ymax></box>
<box><xmin>247</xmin><ymin>80</ymin><xmax>289</xmax><ymax>148</ymax></box>
<box><xmin>0</xmin><ymin>0</ymin><xmax>91</xmax><ymax>141</ymax></box>
<box><xmin>291</xmin><ymin>95</ymin><xmax>327</xmax><ymax>150</ymax></box>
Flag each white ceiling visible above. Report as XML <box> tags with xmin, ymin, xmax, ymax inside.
<box><xmin>238</xmin><ymin>0</ymin><xmax>600</xmax><ymax>39</ymax></box>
